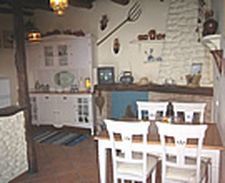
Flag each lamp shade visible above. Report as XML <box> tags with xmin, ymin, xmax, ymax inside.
<box><xmin>50</xmin><ymin>0</ymin><xmax>69</xmax><ymax>15</ymax></box>
<box><xmin>27</xmin><ymin>30</ymin><xmax>41</xmax><ymax>43</ymax></box>
<box><xmin>25</xmin><ymin>21</ymin><xmax>41</xmax><ymax>43</ymax></box>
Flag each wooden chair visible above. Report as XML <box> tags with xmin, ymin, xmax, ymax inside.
<box><xmin>136</xmin><ymin>101</ymin><xmax>168</xmax><ymax>120</ymax></box>
<box><xmin>156</xmin><ymin>122</ymin><xmax>208</xmax><ymax>183</ymax></box>
<box><xmin>173</xmin><ymin>102</ymin><xmax>206</xmax><ymax>123</ymax></box>
<box><xmin>104</xmin><ymin>119</ymin><xmax>158</xmax><ymax>183</ymax></box>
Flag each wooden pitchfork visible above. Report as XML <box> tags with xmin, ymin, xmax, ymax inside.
<box><xmin>97</xmin><ymin>1</ymin><xmax>142</xmax><ymax>46</ymax></box>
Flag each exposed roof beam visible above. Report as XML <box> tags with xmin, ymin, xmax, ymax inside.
<box><xmin>0</xmin><ymin>7</ymin><xmax>33</xmax><ymax>16</ymax></box>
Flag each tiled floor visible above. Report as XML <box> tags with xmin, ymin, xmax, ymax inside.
<box><xmin>10</xmin><ymin>136</ymin><xmax>104</xmax><ymax>183</ymax></box>
<box><xmin>10</xmin><ymin>127</ymin><xmax>160</xmax><ymax>183</ymax></box>
<box><xmin>9</xmin><ymin>124</ymin><xmax>223</xmax><ymax>183</ymax></box>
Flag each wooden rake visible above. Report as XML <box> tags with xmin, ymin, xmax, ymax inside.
<box><xmin>97</xmin><ymin>1</ymin><xmax>142</xmax><ymax>46</ymax></box>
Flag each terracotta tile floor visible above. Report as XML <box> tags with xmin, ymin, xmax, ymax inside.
<box><xmin>10</xmin><ymin>127</ymin><xmax>160</xmax><ymax>183</ymax></box>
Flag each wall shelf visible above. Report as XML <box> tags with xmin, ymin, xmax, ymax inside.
<box><xmin>94</xmin><ymin>83</ymin><xmax>213</xmax><ymax>96</ymax></box>
<box><xmin>129</xmin><ymin>39</ymin><xmax>165</xmax><ymax>45</ymax></box>
<box><xmin>202</xmin><ymin>34</ymin><xmax>224</xmax><ymax>75</ymax></box>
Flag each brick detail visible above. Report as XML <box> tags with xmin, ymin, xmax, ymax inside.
<box><xmin>158</xmin><ymin>0</ymin><xmax>213</xmax><ymax>86</ymax></box>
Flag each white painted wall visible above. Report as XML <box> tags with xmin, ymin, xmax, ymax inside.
<box><xmin>211</xmin><ymin>0</ymin><xmax>225</xmax><ymax>181</ymax></box>
<box><xmin>0</xmin><ymin>14</ymin><xmax>18</xmax><ymax>105</ymax></box>
<box><xmin>0</xmin><ymin>0</ymin><xmax>214</xmax><ymax>104</ymax></box>
<box><xmin>33</xmin><ymin>0</ymin><xmax>172</xmax><ymax>83</ymax></box>
<box><xmin>33</xmin><ymin>0</ymin><xmax>212</xmax><ymax>86</ymax></box>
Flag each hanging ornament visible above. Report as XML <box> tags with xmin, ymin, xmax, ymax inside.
<box><xmin>95</xmin><ymin>91</ymin><xmax>105</xmax><ymax>115</ymax></box>
<box><xmin>100</xmin><ymin>14</ymin><xmax>109</xmax><ymax>31</ymax></box>
<box><xmin>113</xmin><ymin>38</ymin><xmax>120</xmax><ymax>54</ymax></box>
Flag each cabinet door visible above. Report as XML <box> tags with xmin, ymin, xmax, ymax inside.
<box><xmin>43</xmin><ymin>45</ymin><xmax>54</xmax><ymax>67</ymax></box>
<box><xmin>57</xmin><ymin>95</ymin><xmax>75</xmax><ymax>126</ymax></box>
<box><xmin>57</xmin><ymin>43</ymin><xmax>69</xmax><ymax>67</ymax></box>
<box><xmin>74</xmin><ymin>95</ymin><xmax>93</xmax><ymax>127</ymax></box>
<box><xmin>38</xmin><ymin>94</ymin><xmax>56</xmax><ymax>125</ymax></box>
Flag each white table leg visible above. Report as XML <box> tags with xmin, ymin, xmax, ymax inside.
<box><xmin>202</xmin><ymin>149</ymin><xmax>220</xmax><ymax>183</ymax></box>
<box><xmin>210</xmin><ymin>150</ymin><xmax>220</xmax><ymax>183</ymax></box>
<box><xmin>98</xmin><ymin>140</ymin><xmax>107</xmax><ymax>183</ymax></box>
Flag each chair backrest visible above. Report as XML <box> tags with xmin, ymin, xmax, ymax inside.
<box><xmin>104</xmin><ymin>119</ymin><xmax>150</xmax><ymax>179</ymax></box>
<box><xmin>173</xmin><ymin>102</ymin><xmax>206</xmax><ymax>123</ymax></box>
<box><xmin>156</xmin><ymin>122</ymin><xmax>207</xmax><ymax>183</ymax></box>
<box><xmin>137</xmin><ymin>101</ymin><xmax>168</xmax><ymax>120</ymax></box>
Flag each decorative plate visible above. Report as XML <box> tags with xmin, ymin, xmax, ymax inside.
<box><xmin>54</xmin><ymin>71</ymin><xmax>75</xmax><ymax>87</ymax></box>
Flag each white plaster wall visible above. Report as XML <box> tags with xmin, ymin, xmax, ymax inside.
<box><xmin>158</xmin><ymin>0</ymin><xmax>213</xmax><ymax>86</ymax></box>
<box><xmin>0</xmin><ymin>112</ymin><xmax>28</xmax><ymax>183</ymax></box>
<box><xmin>0</xmin><ymin>14</ymin><xmax>18</xmax><ymax>105</ymax></box>
<box><xmin>211</xmin><ymin>0</ymin><xmax>225</xmax><ymax>181</ymax></box>
<box><xmin>33</xmin><ymin>0</ymin><xmax>170</xmax><ymax>83</ymax></box>
<box><xmin>33</xmin><ymin>0</ymin><xmax>212</xmax><ymax>86</ymax></box>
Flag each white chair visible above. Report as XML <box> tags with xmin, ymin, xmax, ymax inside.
<box><xmin>173</xmin><ymin>102</ymin><xmax>206</xmax><ymax>123</ymax></box>
<box><xmin>156</xmin><ymin>122</ymin><xmax>208</xmax><ymax>183</ymax></box>
<box><xmin>104</xmin><ymin>119</ymin><xmax>158</xmax><ymax>183</ymax></box>
<box><xmin>137</xmin><ymin>101</ymin><xmax>168</xmax><ymax>121</ymax></box>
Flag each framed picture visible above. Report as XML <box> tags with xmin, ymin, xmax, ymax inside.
<box><xmin>3</xmin><ymin>30</ymin><xmax>13</xmax><ymax>48</ymax></box>
<box><xmin>191</xmin><ymin>63</ymin><xmax>202</xmax><ymax>74</ymax></box>
<box><xmin>97</xmin><ymin>67</ymin><xmax>115</xmax><ymax>84</ymax></box>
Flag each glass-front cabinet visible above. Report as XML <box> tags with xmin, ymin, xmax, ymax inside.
<box><xmin>30</xmin><ymin>93</ymin><xmax>94</xmax><ymax>135</ymax></box>
<box><xmin>43</xmin><ymin>43</ymin><xmax>70</xmax><ymax>68</ymax></box>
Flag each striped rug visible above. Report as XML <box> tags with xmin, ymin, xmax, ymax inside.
<box><xmin>33</xmin><ymin>130</ymin><xmax>88</xmax><ymax>147</ymax></box>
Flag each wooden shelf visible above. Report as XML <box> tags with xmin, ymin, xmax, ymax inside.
<box><xmin>94</xmin><ymin>83</ymin><xmax>213</xmax><ymax>96</ymax></box>
<box><xmin>129</xmin><ymin>39</ymin><xmax>165</xmax><ymax>45</ymax></box>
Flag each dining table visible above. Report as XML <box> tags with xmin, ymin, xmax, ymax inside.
<box><xmin>95</xmin><ymin>121</ymin><xmax>225</xmax><ymax>183</ymax></box>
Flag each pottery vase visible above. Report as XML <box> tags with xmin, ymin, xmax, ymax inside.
<box><xmin>95</xmin><ymin>91</ymin><xmax>105</xmax><ymax>115</ymax></box>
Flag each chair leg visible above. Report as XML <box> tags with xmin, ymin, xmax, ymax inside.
<box><xmin>207</xmin><ymin>161</ymin><xmax>212</xmax><ymax>183</ymax></box>
<box><xmin>151</xmin><ymin>169</ymin><xmax>156</xmax><ymax>183</ymax></box>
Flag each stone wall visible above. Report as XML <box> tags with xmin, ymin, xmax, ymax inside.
<box><xmin>158</xmin><ymin>0</ymin><xmax>213</xmax><ymax>86</ymax></box>
<box><xmin>0</xmin><ymin>112</ymin><xmax>28</xmax><ymax>183</ymax></box>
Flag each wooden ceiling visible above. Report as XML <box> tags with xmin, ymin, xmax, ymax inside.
<box><xmin>0</xmin><ymin>0</ymin><xmax>131</xmax><ymax>15</ymax></box>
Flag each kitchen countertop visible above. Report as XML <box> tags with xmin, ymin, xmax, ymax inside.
<box><xmin>94</xmin><ymin>83</ymin><xmax>213</xmax><ymax>96</ymax></box>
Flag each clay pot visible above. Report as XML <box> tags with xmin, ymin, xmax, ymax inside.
<box><xmin>149</xmin><ymin>29</ymin><xmax>156</xmax><ymax>40</ymax></box>
<box><xmin>95</xmin><ymin>91</ymin><xmax>105</xmax><ymax>115</ymax></box>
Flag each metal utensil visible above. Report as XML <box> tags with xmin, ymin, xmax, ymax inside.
<box><xmin>97</xmin><ymin>1</ymin><xmax>142</xmax><ymax>46</ymax></box>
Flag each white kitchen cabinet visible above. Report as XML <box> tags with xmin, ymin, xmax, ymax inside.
<box><xmin>26</xmin><ymin>34</ymin><xmax>95</xmax><ymax>92</ymax></box>
<box><xmin>30</xmin><ymin>93</ymin><xmax>94</xmax><ymax>135</ymax></box>
<box><xmin>27</xmin><ymin>34</ymin><xmax>95</xmax><ymax>134</ymax></box>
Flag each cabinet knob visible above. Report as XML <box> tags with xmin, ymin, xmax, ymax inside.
<box><xmin>63</xmin><ymin>96</ymin><xmax>67</xmax><ymax>100</ymax></box>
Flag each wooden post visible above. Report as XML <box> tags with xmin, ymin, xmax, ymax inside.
<box><xmin>12</xmin><ymin>0</ymin><xmax>38</xmax><ymax>173</ymax></box>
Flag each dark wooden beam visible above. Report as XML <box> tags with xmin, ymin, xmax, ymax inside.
<box><xmin>70</xmin><ymin>0</ymin><xmax>95</xmax><ymax>9</ymax></box>
<box><xmin>12</xmin><ymin>0</ymin><xmax>38</xmax><ymax>174</ymax></box>
<box><xmin>111</xmin><ymin>0</ymin><xmax>130</xmax><ymax>5</ymax></box>
<box><xmin>0</xmin><ymin>7</ymin><xmax>33</xmax><ymax>16</ymax></box>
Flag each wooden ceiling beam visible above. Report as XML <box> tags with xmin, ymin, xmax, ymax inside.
<box><xmin>111</xmin><ymin>0</ymin><xmax>130</xmax><ymax>6</ymax></box>
<box><xmin>0</xmin><ymin>7</ymin><xmax>33</xmax><ymax>16</ymax></box>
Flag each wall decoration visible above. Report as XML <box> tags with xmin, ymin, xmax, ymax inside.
<box><xmin>191</xmin><ymin>63</ymin><xmax>202</xmax><ymax>74</ymax></box>
<box><xmin>143</xmin><ymin>46</ymin><xmax>162</xmax><ymax>63</ymax></box>
<box><xmin>97</xmin><ymin>67</ymin><xmax>115</xmax><ymax>84</ymax></box>
<box><xmin>100</xmin><ymin>14</ymin><xmax>109</xmax><ymax>31</ymax></box>
<box><xmin>97</xmin><ymin>1</ymin><xmax>142</xmax><ymax>46</ymax></box>
<box><xmin>54</xmin><ymin>70</ymin><xmax>75</xmax><ymax>87</ymax></box>
<box><xmin>113</xmin><ymin>38</ymin><xmax>120</xmax><ymax>54</ymax></box>
<box><xmin>3</xmin><ymin>30</ymin><xmax>13</xmax><ymax>49</ymax></box>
